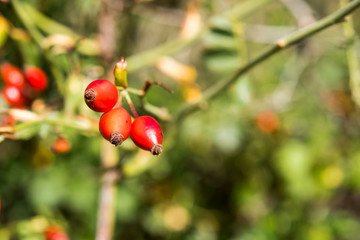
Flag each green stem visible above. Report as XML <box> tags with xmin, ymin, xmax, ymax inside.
<box><xmin>14</xmin><ymin>117</ymin><xmax>97</xmax><ymax>136</ymax></box>
<box><xmin>142</xmin><ymin>102</ymin><xmax>172</xmax><ymax>122</ymax></box>
<box><xmin>11</xmin><ymin>0</ymin><xmax>44</xmax><ymax>45</ymax></box>
<box><xmin>341</xmin><ymin>0</ymin><xmax>360</xmax><ymax>106</ymax></box>
<box><xmin>175</xmin><ymin>0</ymin><xmax>360</xmax><ymax>121</ymax></box>
<box><xmin>21</xmin><ymin>2</ymin><xmax>79</xmax><ymax>39</ymax></box>
<box><xmin>122</xmin><ymin>90</ymin><xmax>139</xmax><ymax>118</ymax></box>
<box><xmin>12</xmin><ymin>0</ymin><xmax>67</xmax><ymax>95</ymax></box>
<box><xmin>117</xmin><ymin>86</ymin><xmax>143</xmax><ymax>95</ymax></box>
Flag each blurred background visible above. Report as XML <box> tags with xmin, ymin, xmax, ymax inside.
<box><xmin>1</xmin><ymin>0</ymin><xmax>360</xmax><ymax>239</ymax></box>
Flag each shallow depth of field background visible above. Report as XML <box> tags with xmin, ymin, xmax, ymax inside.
<box><xmin>1</xmin><ymin>0</ymin><xmax>360</xmax><ymax>239</ymax></box>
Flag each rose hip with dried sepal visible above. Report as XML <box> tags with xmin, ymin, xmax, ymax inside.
<box><xmin>99</xmin><ymin>107</ymin><xmax>132</xmax><ymax>146</ymax></box>
<box><xmin>131</xmin><ymin>116</ymin><xmax>163</xmax><ymax>155</ymax></box>
<box><xmin>84</xmin><ymin>79</ymin><xmax>118</xmax><ymax>112</ymax></box>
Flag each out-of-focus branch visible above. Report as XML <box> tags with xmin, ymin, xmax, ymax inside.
<box><xmin>138</xmin><ymin>80</ymin><xmax>173</xmax><ymax>121</ymax></box>
<box><xmin>118</xmin><ymin>81</ymin><xmax>173</xmax><ymax>121</ymax></box>
<box><xmin>96</xmin><ymin>1</ymin><xmax>125</xmax><ymax>240</ymax></box>
<box><xmin>126</xmin><ymin>0</ymin><xmax>270</xmax><ymax>72</ymax></box>
<box><xmin>340</xmin><ymin>0</ymin><xmax>360</xmax><ymax>107</ymax></box>
<box><xmin>98</xmin><ymin>0</ymin><xmax>122</xmax><ymax>65</ymax></box>
<box><xmin>95</xmin><ymin>167</ymin><xmax>121</xmax><ymax>240</ymax></box>
<box><xmin>11</xmin><ymin>0</ymin><xmax>43</xmax><ymax>45</ymax></box>
<box><xmin>0</xmin><ymin>109</ymin><xmax>97</xmax><ymax>138</ymax></box>
<box><xmin>175</xmin><ymin>0</ymin><xmax>360</xmax><ymax>121</ymax></box>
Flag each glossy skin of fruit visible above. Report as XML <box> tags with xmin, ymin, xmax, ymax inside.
<box><xmin>84</xmin><ymin>79</ymin><xmax>118</xmax><ymax>112</ymax></box>
<box><xmin>2</xmin><ymin>85</ymin><xmax>27</xmax><ymax>108</ymax></box>
<box><xmin>131</xmin><ymin>116</ymin><xmax>163</xmax><ymax>155</ymax></box>
<box><xmin>0</xmin><ymin>63</ymin><xmax>25</xmax><ymax>87</ymax></box>
<box><xmin>99</xmin><ymin>107</ymin><xmax>132</xmax><ymax>146</ymax></box>
<box><xmin>44</xmin><ymin>226</ymin><xmax>69</xmax><ymax>240</ymax></box>
<box><xmin>25</xmin><ymin>66</ymin><xmax>48</xmax><ymax>91</ymax></box>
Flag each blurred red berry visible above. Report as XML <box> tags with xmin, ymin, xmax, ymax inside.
<box><xmin>256</xmin><ymin>111</ymin><xmax>279</xmax><ymax>134</ymax></box>
<box><xmin>51</xmin><ymin>136</ymin><xmax>71</xmax><ymax>154</ymax></box>
<box><xmin>0</xmin><ymin>62</ymin><xmax>25</xmax><ymax>87</ymax></box>
<box><xmin>44</xmin><ymin>226</ymin><xmax>69</xmax><ymax>240</ymax></box>
<box><xmin>84</xmin><ymin>79</ymin><xmax>118</xmax><ymax>112</ymax></box>
<box><xmin>25</xmin><ymin>66</ymin><xmax>48</xmax><ymax>91</ymax></box>
<box><xmin>131</xmin><ymin>116</ymin><xmax>163</xmax><ymax>155</ymax></box>
<box><xmin>99</xmin><ymin>107</ymin><xmax>132</xmax><ymax>146</ymax></box>
<box><xmin>2</xmin><ymin>85</ymin><xmax>28</xmax><ymax>108</ymax></box>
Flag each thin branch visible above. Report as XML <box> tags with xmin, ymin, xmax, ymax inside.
<box><xmin>175</xmin><ymin>0</ymin><xmax>360</xmax><ymax>121</ymax></box>
<box><xmin>137</xmin><ymin>80</ymin><xmax>173</xmax><ymax>121</ymax></box>
<box><xmin>95</xmin><ymin>166</ymin><xmax>121</xmax><ymax>240</ymax></box>
<box><xmin>95</xmin><ymin>0</ymin><xmax>125</xmax><ymax>239</ymax></box>
<box><xmin>122</xmin><ymin>90</ymin><xmax>139</xmax><ymax>118</ymax></box>
<box><xmin>340</xmin><ymin>0</ymin><xmax>360</xmax><ymax>107</ymax></box>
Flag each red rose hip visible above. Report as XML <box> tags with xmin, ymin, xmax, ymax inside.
<box><xmin>44</xmin><ymin>225</ymin><xmax>69</xmax><ymax>240</ymax></box>
<box><xmin>25</xmin><ymin>66</ymin><xmax>48</xmax><ymax>91</ymax></box>
<box><xmin>99</xmin><ymin>107</ymin><xmax>132</xmax><ymax>146</ymax></box>
<box><xmin>51</xmin><ymin>136</ymin><xmax>71</xmax><ymax>154</ymax></box>
<box><xmin>84</xmin><ymin>79</ymin><xmax>118</xmax><ymax>112</ymax></box>
<box><xmin>2</xmin><ymin>85</ymin><xmax>28</xmax><ymax>108</ymax></box>
<box><xmin>0</xmin><ymin>62</ymin><xmax>25</xmax><ymax>87</ymax></box>
<box><xmin>131</xmin><ymin>116</ymin><xmax>163</xmax><ymax>155</ymax></box>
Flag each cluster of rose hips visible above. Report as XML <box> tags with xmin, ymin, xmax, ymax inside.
<box><xmin>84</xmin><ymin>59</ymin><xmax>163</xmax><ymax>155</ymax></box>
<box><xmin>0</xmin><ymin>62</ymin><xmax>48</xmax><ymax>108</ymax></box>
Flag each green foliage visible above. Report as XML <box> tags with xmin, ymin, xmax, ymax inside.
<box><xmin>1</xmin><ymin>0</ymin><xmax>360</xmax><ymax>239</ymax></box>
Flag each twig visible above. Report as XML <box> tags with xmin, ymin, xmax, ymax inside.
<box><xmin>340</xmin><ymin>0</ymin><xmax>360</xmax><ymax>107</ymax></box>
<box><xmin>95</xmin><ymin>0</ymin><xmax>126</xmax><ymax>239</ymax></box>
<box><xmin>11</xmin><ymin>0</ymin><xmax>43</xmax><ymax>45</ymax></box>
<box><xmin>21</xmin><ymin>2</ymin><xmax>79</xmax><ymax>39</ymax></box>
<box><xmin>122</xmin><ymin>90</ymin><xmax>139</xmax><ymax>118</ymax></box>
<box><xmin>95</xmin><ymin>166</ymin><xmax>121</xmax><ymax>240</ymax></box>
<box><xmin>175</xmin><ymin>0</ymin><xmax>360</xmax><ymax>121</ymax></box>
<box><xmin>137</xmin><ymin>80</ymin><xmax>173</xmax><ymax>121</ymax></box>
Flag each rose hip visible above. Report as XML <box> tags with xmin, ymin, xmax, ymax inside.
<box><xmin>99</xmin><ymin>107</ymin><xmax>132</xmax><ymax>146</ymax></box>
<box><xmin>131</xmin><ymin>116</ymin><xmax>163</xmax><ymax>155</ymax></box>
<box><xmin>84</xmin><ymin>79</ymin><xmax>118</xmax><ymax>112</ymax></box>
